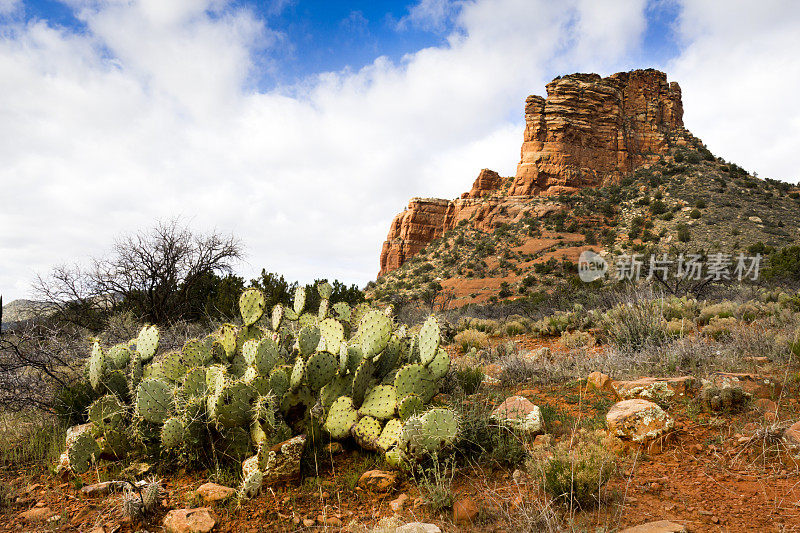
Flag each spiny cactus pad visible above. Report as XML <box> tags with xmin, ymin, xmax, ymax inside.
<box><xmin>394</xmin><ymin>364</ymin><xmax>436</xmax><ymax>404</ymax></box>
<box><xmin>88</xmin><ymin>395</ymin><xmax>125</xmax><ymax>430</ymax></box>
<box><xmin>358</xmin><ymin>310</ymin><xmax>392</xmax><ymax>358</ymax></box>
<box><xmin>359</xmin><ymin>384</ymin><xmax>397</xmax><ymax>420</ymax></box>
<box><xmin>271</xmin><ymin>304</ymin><xmax>284</xmax><ymax>331</ymax></box>
<box><xmin>397</xmin><ymin>393</ymin><xmax>423</xmax><ymax>421</ymax></box>
<box><xmin>320</xmin><ymin>318</ymin><xmax>345</xmax><ymax>355</ymax></box>
<box><xmin>136</xmin><ymin>325</ymin><xmax>160</xmax><ymax>363</ymax></box>
<box><xmin>161</xmin><ymin>417</ymin><xmax>185</xmax><ymax>449</ymax></box>
<box><xmin>293</xmin><ymin>286</ymin><xmax>306</xmax><ymax>315</ymax></box>
<box><xmin>376</xmin><ymin>418</ymin><xmax>403</xmax><ymax>453</ymax></box>
<box><xmin>333</xmin><ymin>302</ymin><xmax>351</xmax><ymax>322</ymax></box>
<box><xmin>305</xmin><ymin>351</ymin><xmax>338</xmax><ymax>391</ymax></box>
<box><xmin>401</xmin><ymin>407</ymin><xmax>459</xmax><ymax>458</ymax></box>
<box><xmin>67</xmin><ymin>431</ymin><xmax>101</xmax><ymax>474</ymax></box>
<box><xmin>418</xmin><ymin>316</ymin><xmax>441</xmax><ymax>366</ymax></box>
<box><xmin>352</xmin><ymin>415</ymin><xmax>382</xmax><ymax>451</ymax></box>
<box><xmin>218</xmin><ymin>324</ymin><xmax>238</xmax><ymax>360</ymax></box>
<box><xmin>135</xmin><ymin>379</ymin><xmax>173</xmax><ymax>424</ymax></box>
<box><xmin>351</xmin><ymin>358</ymin><xmax>375</xmax><ymax>408</ymax></box>
<box><xmin>209</xmin><ymin>381</ymin><xmax>255</xmax><ymax>428</ymax></box>
<box><xmin>290</xmin><ymin>357</ymin><xmax>306</xmax><ymax>390</ymax></box>
<box><xmin>239</xmin><ymin>288</ymin><xmax>266</xmax><ymax>326</ymax></box>
<box><xmin>426</xmin><ymin>347</ymin><xmax>451</xmax><ymax>380</ymax></box>
<box><xmin>298</xmin><ymin>325</ymin><xmax>321</xmax><ymax>356</ymax></box>
<box><xmin>89</xmin><ymin>341</ymin><xmax>106</xmax><ymax>391</ymax></box>
<box><xmin>324</xmin><ymin>396</ymin><xmax>359</xmax><ymax>439</ymax></box>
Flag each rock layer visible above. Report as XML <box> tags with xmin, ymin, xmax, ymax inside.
<box><xmin>378</xmin><ymin>69</ymin><xmax>685</xmax><ymax>275</ymax></box>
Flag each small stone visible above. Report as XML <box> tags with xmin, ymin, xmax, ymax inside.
<box><xmin>390</xmin><ymin>493</ymin><xmax>408</xmax><ymax>512</ymax></box>
<box><xmin>262</xmin><ymin>435</ymin><xmax>306</xmax><ymax>485</ymax></box>
<box><xmin>606</xmin><ymin>399</ymin><xmax>674</xmax><ymax>442</ymax></box>
<box><xmin>324</xmin><ymin>517</ymin><xmax>342</xmax><ymax>527</ymax></box>
<box><xmin>358</xmin><ymin>470</ymin><xmax>398</xmax><ymax>492</ymax></box>
<box><xmin>194</xmin><ymin>483</ymin><xmax>236</xmax><ymax>505</ymax></box>
<box><xmin>163</xmin><ymin>508</ymin><xmax>216</xmax><ymax>533</ymax></box>
<box><xmin>453</xmin><ymin>497</ymin><xmax>479</xmax><ymax>524</ymax></box>
<box><xmin>324</xmin><ymin>442</ymin><xmax>344</xmax><ymax>455</ymax></box>
<box><xmin>490</xmin><ymin>396</ymin><xmax>543</xmax><ymax>435</ymax></box>
<box><xmin>395</xmin><ymin>522</ymin><xmax>442</xmax><ymax>533</ymax></box>
<box><xmin>619</xmin><ymin>520</ymin><xmax>687</xmax><ymax>533</ymax></box>
<box><xmin>80</xmin><ymin>481</ymin><xmax>126</xmax><ymax>497</ymax></box>
<box><xmin>512</xmin><ymin>469</ymin><xmax>528</xmax><ymax>484</ymax></box>
<box><xmin>19</xmin><ymin>507</ymin><xmax>53</xmax><ymax>522</ymax></box>
<box><xmin>783</xmin><ymin>420</ymin><xmax>800</xmax><ymax>447</ymax></box>
<box><xmin>587</xmin><ymin>371</ymin><xmax>618</xmax><ymax>397</ymax></box>
<box><xmin>302</xmin><ymin>518</ymin><xmax>315</xmax><ymax>527</ymax></box>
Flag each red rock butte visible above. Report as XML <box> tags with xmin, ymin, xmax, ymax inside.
<box><xmin>379</xmin><ymin>68</ymin><xmax>687</xmax><ymax>276</ymax></box>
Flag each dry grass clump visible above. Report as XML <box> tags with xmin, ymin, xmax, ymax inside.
<box><xmin>666</xmin><ymin>317</ymin><xmax>695</xmax><ymax>337</ymax></box>
<box><xmin>704</xmin><ymin>316</ymin><xmax>739</xmax><ymax>340</ymax></box>
<box><xmin>601</xmin><ymin>298</ymin><xmax>668</xmax><ymax>351</ymax></box>
<box><xmin>457</xmin><ymin>317</ymin><xmax>500</xmax><ymax>334</ymax></box>
<box><xmin>699</xmin><ymin>301</ymin><xmax>738</xmax><ymax>325</ymax></box>
<box><xmin>454</xmin><ymin>328</ymin><xmax>490</xmax><ymax>353</ymax></box>
<box><xmin>560</xmin><ymin>330</ymin><xmax>595</xmax><ymax>349</ymax></box>
<box><xmin>526</xmin><ymin>429</ymin><xmax>618</xmax><ymax>509</ymax></box>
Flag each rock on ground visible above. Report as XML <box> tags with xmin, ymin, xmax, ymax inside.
<box><xmin>453</xmin><ymin>497</ymin><xmax>479</xmax><ymax>524</ymax></box>
<box><xmin>262</xmin><ymin>434</ymin><xmax>306</xmax><ymax>485</ymax></box>
<box><xmin>606</xmin><ymin>399</ymin><xmax>674</xmax><ymax>443</ymax></box>
<box><xmin>163</xmin><ymin>507</ymin><xmax>216</xmax><ymax>533</ymax></box>
<box><xmin>490</xmin><ymin>395</ymin><xmax>544</xmax><ymax>435</ymax></box>
<box><xmin>395</xmin><ymin>523</ymin><xmax>442</xmax><ymax>533</ymax></box>
<box><xmin>619</xmin><ymin>520</ymin><xmax>687</xmax><ymax>532</ymax></box>
<box><xmin>358</xmin><ymin>470</ymin><xmax>398</xmax><ymax>492</ymax></box>
<box><xmin>194</xmin><ymin>483</ymin><xmax>236</xmax><ymax>505</ymax></box>
<box><xmin>612</xmin><ymin>376</ymin><xmax>697</xmax><ymax>402</ymax></box>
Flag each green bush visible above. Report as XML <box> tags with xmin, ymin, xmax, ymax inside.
<box><xmin>601</xmin><ymin>297</ymin><xmax>668</xmax><ymax>351</ymax></box>
<box><xmin>677</xmin><ymin>223</ymin><xmax>690</xmax><ymax>242</ymax></box>
<box><xmin>454</xmin><ymin>329</ymin><xmax>490</xmax><ymax>353</ymax></box>
<box><xmin>526</xmin><ymin>430</ymin><xmax>617</xmax><ymax>508</ymax></box>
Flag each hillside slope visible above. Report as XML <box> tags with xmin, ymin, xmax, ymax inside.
<box><xmin>372</xmin><ymin>69</ymin><xmax>800</xmax><ymax>306</ymax></box>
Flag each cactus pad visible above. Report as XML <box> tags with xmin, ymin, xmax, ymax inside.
<box><xmin>318</xmin><ymin>298</ymin><xmax>329</xmax><ymax>320</ymax></box>
<box><xmin>290</xmin><ymin>357</ymin><xmax>305</xmax><ymax>390</ymax></box>
<box><xmin>305</xmin><ymin>351</ymin><xmax>338</xmax><ymax>391</ymax></box>
<box><xmin>161</xmin><ymin>417</ymin><xmax>185</xmax><ymax>449</ymax></box>
<box><xmin>333</xmin><ymin>302</ymin><xmax>351</xmax><ymax>322</ymax></box>
<box><xmin>239</xmin><ymin>469</ymin><xmax>263</xmax><ymax>500</ymax></box>
<box><xmin>397</xmin><ymin>393</ymin><xmax>423</xmax><ymax>421</ymax></box>
<box><xmin>426</xmin><ymin>347</ymin><xmax>450</xmax><ymax>380</ymax></box>
<box><xmin>352</xmin><ymin>415</ymin><xmax>382</xmax><ymax>450</ymax></box>
<box><xmin>401</xmin><ymin>407</ymin><xmax>459</xmax><ymax>458</ymax></box>
<box><xmin>136</xmin><ymin>325</ymin><xmax>160</xmax><ymax>362</ymax></box>
<box><xmin>218</xmin><ymin>324</ymin><xmax>238</xmax><ymax>360</ymax></box>
<box><xmin>271</xmin><ymin>304</ymin><xmax>284</xmax><ymax>331</ymax></box>
<box><xmin>298</xmin><ymin>325</ymin><xmax>321</xmax><ymax>356</ymax></box>
<box><xmin>320</xmin><ymin>374</ymin><xmax>353</xmax><ymax>412</ymax></box>
<box><xmin>418</xmin><ymin>316</ymin><xmax>440</xmax><ymax>366</ymax></box>
<box><xmin>357</xmin><ymin>310</ymin><xmax>392</xmax><ymax>358</ymax></box>
<box><xmin>269</xmin><ymin>366</ymin><xmax>290</xmax><ymax>399</ymax></box>
<box><xmin>317</xmin><ymin>281</ymin><xmax>333</xmax><ymax>300</ymax></box>
<box><xmin>375</xmin><ymin>418</ymin><xmax>403</xmax><ymax>453</ymax></box>
<box><xmin>239</xmin><ymin>288</ymin><xmax>266</xmax><ymax>326</ymax></box>
<box><xmin>135</xmin><ymin>379</ymin><xmax>173</xmax><ymax>424</ymax></box>
<box><xmin>181</xmin><ymin>339</ymin><xmax>209</xmax><ymax>367</ymax></box>
<box><xmin>323</xmin><ymin>396</ymin><xmax>359</xmax><ymax>439</ymax></box>
<box><xmin>351</xmin><ymin>358</ymin><xmax>374</xmax><ymax>408</ymax></box>
<box><xmin>394</xmin><ymin>363</ymin><xmax>436</xmax><ymax>403</ymax></box>
<box><xmin>88</xmin><ymin>341</ymin><xmax>106</xmax><ymax>391</ymax></box>
<box><xmin>293</xmin><ymin>286</ymin><xmax>306</xmax><ymax>315</ymax></box>
<box><xmin>67</xmin><ymin>431</ymin><xmax>100</xmax><ymax>474</ymax></box>
<box><xmin>359</xmin><ymin>384</ymin><xmax>397</xmax><ymax>420</ymax></box>
<box><xmin>107</xmin><ymin>344</ymin><xmax>132</xmax><ymax>369</ymax></box>
<box><xmin>253</xmin><ymin>338</ymin><xmax>280</xmax><ymax>376</ymax></box>
<box><xmin>88</xmin><ymin>394</ymin><xmax>125</xmax><ymax>431</ymax></box>
<box><xmin>209</xmin><ymin>381</ymin><xmax>255</xmax><ymax>428</ymax></box>
<box><xmin>320</xmin><ymin>318</ymin><xmax>345</xmax><ymax>355</ymax></box>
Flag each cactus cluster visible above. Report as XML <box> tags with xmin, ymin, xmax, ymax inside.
<box><xmin>62</xmin><ymin>282</ymin><xmax>459</xmax><ymax>499</ymax></box>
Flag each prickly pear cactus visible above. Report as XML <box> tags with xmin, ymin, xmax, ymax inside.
<box><xmin>239</xmin><ymin>288</ymin><xmax>266</xmax><ymax>326</ymax></box>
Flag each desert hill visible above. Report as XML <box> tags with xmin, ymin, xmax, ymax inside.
<box><xmin>372</xmin><ymin>69</ymin><xmax>800</xmax><ymax>306</ymax></box>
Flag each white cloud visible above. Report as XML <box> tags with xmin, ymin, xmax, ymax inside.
<box><xmin>0</xmin><ymin>0</ymin><xmax>20</xmax><ymax>16</ymax></box>
<box><xmin>669</xmin><ymin>0</ymin><xmax>800</xmax><ymax>182</ymax></box>
<box><xmin>1</xmin><ymin>0</ymin><xmax>651</xmax><ymax>301</ymax></box>
<box><xmin>396</xmin><ymin>0</ymin><xmax>460</xmax><ymax>32</ymax></box>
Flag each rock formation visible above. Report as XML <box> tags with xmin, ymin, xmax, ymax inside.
<box><xmin>379</xmin><ymin>69</ymin><xmax>686</xmax><ymax>276</ymax></box>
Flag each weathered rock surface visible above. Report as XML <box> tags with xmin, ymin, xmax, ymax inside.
<box><xmin>378</xmin><ymin>69</ymin><xmax>686</xmax><ymax>274</ymax></box>
<box><xmin>163</xmin><ymin>507</ymin><xmax>216</xmax><ymax>533</ymax></box>
<box><xmin>261</xmin><ymin>434</ymin><xmax>305</xmax><ymax>485</ymax></box>
<box><xmin>395</xmin><ymin>523</ymin><xmax>441</xmax><ymax>533</ymax></box>
<box><xmin>358</xmin><ymin>470</ymin><xmax>398</xmax><ymax>492</ymax></box>
<box><xmin>613</xmin><ymin>376</ymin><xmax>698</xmax><ymax>402</ymax></box>
<box><xmin>194</xmin><ymin>483</ymin><xmax>236</xmax><ymax>505</ymax></box>
<box><xmin>619</xmin><ymin>520</ymin><xmax>687</xmax><ymax>533</ymax></box>
<box><xmin>511</xmin><ymin>69</ymin><xmax>683</xmax><ymax>196</ymax></box>
<box><xmin>490</xmin><ymin>395</ymin><xmax>543</xmax><ymax>435</ymax></box>
<box><xmin>453</xmin><ymin>496</ymin><xmax>479</xmax><ymax>524</ymax></box>
<box><xmin>606</xmin><ymin>399</ymin><xmax>674</xmax><ymax>442</ymax></box>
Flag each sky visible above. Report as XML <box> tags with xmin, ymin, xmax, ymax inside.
<box><xmin>2</xmin><ymin>0</ymin><xmax>800</xmax><ymax>302</ymax></box>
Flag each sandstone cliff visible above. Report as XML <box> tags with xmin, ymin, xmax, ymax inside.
<box><xmin>379</xmin><ymin>69</ymin><xmax>686</xmax><ymax>276</ymax></box>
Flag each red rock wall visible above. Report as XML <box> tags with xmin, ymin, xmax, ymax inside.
<box><xmin>510</xmin><ymin>69</ymin><xmax>683</xmax><ymax>196</ymax></box>
<box><xmin>379</xmin><ymin>69</ymin><xmax>685</xmax><ymax>275</ymax></box>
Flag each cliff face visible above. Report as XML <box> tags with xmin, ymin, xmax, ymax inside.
<box><xmin>511</xmin><ymin>69</ymin><xmax>683</xmax><ymax>196</ymax></box>
<box><xmin>378</xmin><ymin>69</ymin><xmax>686</xmax><ymax>276</ymax></box>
